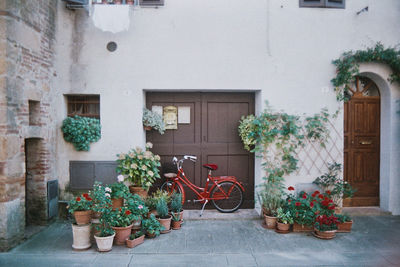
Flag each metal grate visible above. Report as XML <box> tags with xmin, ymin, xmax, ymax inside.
<box><xmin>66</xmin><ymin>95</ymin><xmax>100</xmax><ymax>119</ymax></box>
<box><xmin>47</xmin><ymin>180</ymin><xmax>59</xmax><ymax>219</ymax></box>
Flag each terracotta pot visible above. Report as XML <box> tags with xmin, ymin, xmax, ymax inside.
<box><xmin>111</xmin><ymin>198</ymin><xmax>123</xmax><ymax>210</ymax></box>
<box><xmin>126</xmin><ymin>0</ymin><xmax>134</xmax><ymax>4</ymax></box>
<box><xmin>72</xmin><ymin>224</ymin><xmax>91</xmax><ymax>250</ymax></box>
<box><xmin>94</xmin><ymin>233</ymin><xmax>115</xmax><ymax>252</ymax></box>
<box><xmin>74</xmin><ymin>210</ymin><xmax>92</xmax><ymax>225</ymax></box>
<box><xmin>263</xmin><ymin>215</ymin><xmax>277</xmax><ymax>229</ymax></box>
<box><xmin>172</xmin><ymin>220</ymin><xmax>181</xmax><ymax>230</ymax></box>
<box><xmin>132</xmin><ymin>219</ymin><xmax>142</xmax><ymax>231</ymax></box>
<box><xmin>126</xmin><ymin>234</ymin><xmax>145</xmax><ymax>248</ymax></box>
<box><xmin>169</xmin><ymin>210</ymin><xmax>184</xmax><ymax>221</ymax></box>
<box><xmin>334</xmin><ymin>207</ymin><xmax>342</xmax><ymax>214</ymax></box>
<box><xmin>112</xmin><ymin>224</ymin><xmax>133</xmax><ymax>245</ymax></box>
<box><xmin>144</xmin><ymin>126</ymin><xmax>152</xmax><ymax>131</ymax></box>
<box><xmin>337</xmin><ymin>221</ymin><xmax>353</xmax><ymax>233</ymax></box>
<box><xmin>146</xmin><ymin>232</ymin><xmax>156</xmax><ymax>238</ymax></box>
<box><xmin>157</xmin><ymin>215</ymin><xmax>172</xmax><ymax>233</ymax></box>
<box><xmin>293</xmin><ymin>222</ymin><xmax>313</xmax><ymax>232</ymax></box>
<box><xmin>276</xmin><ymin>222</ymin><xmax>290</xmax><ymax>231</ymax></box>
<box><xmin>129</xmin><ymin>186</ymin><xmax>148</xmax><ymax>199</ymax></box>
<box><xmin>315</xmin><ymin>229</ymin><xmax>336</xmax><ymax>239</ymax></box>
<box><xmin>114</xmin><ymin>0</ymin><xmax>122</xmax><ymax>4</ymax></box>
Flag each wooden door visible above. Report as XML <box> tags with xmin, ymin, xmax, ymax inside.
<box><xmin>344</xmin><ymin>77</ymin><xmax>380</xmax><ymax>206</ymax></box>
<box><xmin>146</xmin><ymin>92</ymin><xmax>255</xmax><ymax>209</ymax></box>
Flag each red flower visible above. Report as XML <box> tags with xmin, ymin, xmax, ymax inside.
<box><xmin>125</xmin><ymin>210</ymin><xmax>131</xmax><ymax>215</ymax></box>
<box><xmin>328</xmin><ymin>205</ymin><xmax>335</xmax><ymax>210</ymax></box>
<box><xmin>288</xmin><ymin>199</ymin><xmax>291</xmax><ymax>203</ymax></box>
<box><xmin>314</xmin><ymin>190</ymin><xmax>320</xmax><ymax>195</ymax></box>
<box><xmin>76</xmin><ymin>197</ymin><xmax>81</xmax><ymax>202</ymax></box>
<box><xmin>288</xmin><ymin>186</ymin><xmax>295</xmax><ymax>191</ymax></box>
<box><xmin>326</xmin><ymin>190</ymin><xmax>331</xmax><ymax>195</ymax></box>
<box><xmin>310</xmin><ymin>202</ymin><xmax>314</xmax><ymax>208</ymax></box>
<box><xmin>295</xmin><ymin>202</ymin><xmax>301</xmax><ymax>207</ymax></box>
<box><xmin>87</xmin><ymin>197</ymin><xmax>92</xmax><ymax>201</ymax></box>
<box><xmin>311</xmin><ymin>193</ymin><xmax>316</xmax><ymax>198</ymax></box>
<box><xmin>119</xmin><ymin>208</ymin><xmax>122</xmax><ymax>212</ymax></box>
<box><xmin>321</xmin><ymin>200</ymin><xmax>329</xmax><ymax>207</ymax></box>
<box><xmin>82</xmin><ymin>193</ymin><xmax>89</xmax><ymax>199</ymax></box>
<box><xmin>302</xmin><ymin>194</ymin><xmax>307</xmax><ymax>199</ymax></box>
<box><xmin>318</xmin><ymin>194</ymin><xmax>324</xmax><ymax>199</ymax></box>
<box><xmin>329</xmin><ymin>199</ymin><xmax>333</xmax><ymax>203</ymax></box>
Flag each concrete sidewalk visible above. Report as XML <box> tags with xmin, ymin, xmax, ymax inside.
<box><xmin>0</xmin><ymin>214</ymin><xmax>399</xmax><ymax>266</ymax></box>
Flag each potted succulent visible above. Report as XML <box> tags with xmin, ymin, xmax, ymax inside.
<box><xmin>258</xmin><ymin>182</ymin><xmax>284</xmax><ymax>229</ymax></box>
<box><xmin>336</xmin><ymin>213</ymin><xmax>353</xmax><ymax>233</ymax></box>
<box><xmin>109</xmin><ymin>207</ymin><xmax>139</xmax><ymax>245</ymax></box>
<box><xmin>171</xmin><ymin>212</ymin><xmax>181</xmax><ymax>230</ymax></box>
<box><xmin>109</xmin><ymin>179</ymin><xmax>129</xmax><ymax>210</ymax></box>
<box><xmin>143</xmin><ymin>214</ymin><xmax>163</xmax><ymax>238</ymax></box>
<box><xmin>126</xmin><ymin>193</ymin><xmax>149</xmax><ymax>231</ymax></box>
<box><xmin>170</xmin><ymin>193</ymin><xmax>184</xmax><ymax>222</ymax></box>
<box><xmin>276</xmin><ymin>207</ymin><xmax>293</xmax><ymax>232</ymax></box>
<box><xmin>314</xmin><ymin>214</ymin><xmax>339</xmax><ymax>239</ymax></box>
<box><xmin>145</xmin><ymin>189</ymin><xmax>171</xmax><ymax>217</ymax></box>
<box><xmin>156</xmin><ymin>198</ymin><xmax>172</xmax><ymax>234</ymax></box>
<box><xmin>68</xmin><ymin>193</ymin><xmax>93</xmax><ymax>225</ymax></box>
<box><xmin>116</xmin><ymin>143</ymin><xmax>161</xmax><ymax>198</ymax></box>
<box><xmin>126</xmin><ymin>230</ymin><xmax>145</xmax><ymax>248</ymax></box>
<box><xmin>94</xmin><ymin>207</ymin><xmax>115</xmax><ymax>252</ymax></box>
<box><xmin>142</xmin><ymin>108</ymin><xmax>165</xmax><ymax>134</ymax></box>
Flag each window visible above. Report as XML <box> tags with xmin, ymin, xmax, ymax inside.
<box><xmin>28</xmin><ymin>100</ymin><xmax>40</xmax><ymax>126</ymax></box>
<box><xmin>299</xmin><ymin>0</ymin><xmax>345</xmax><ymax>8</ymax></box>
<box><xmin>139</xmin><ymin>0</ymin><xmax>164</xmax><ymax>7</ymax></box>
<box><xmin>66</xmin><ymin>95</ymin><xmax>100</xmax><ymax>118</ymax></box>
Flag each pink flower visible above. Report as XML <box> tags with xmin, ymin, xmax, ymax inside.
<box><xmin>138</xmin><ymin>205</ymin><xmax>143</xmax><ymax>209</ymax></box>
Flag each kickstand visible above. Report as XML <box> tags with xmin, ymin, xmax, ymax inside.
<box><xmin>199</xmin><ymin>200</ymin><xmax>208</xmax><ymax>217</ymax></box>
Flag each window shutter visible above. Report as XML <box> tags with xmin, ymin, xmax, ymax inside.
<box><xmin>299</xmin><ymin>0</ymin><xmax>325</xmax><ymax>8</ymax></box>
<box><xmin>326</xmin><ymin>0</ymin><xmax>345</xmax><ymax>8</ymax></box>
<box><xmin>139</xmin><ymin>0</ymin><xmax>164</xmax><ymax>6</ymax></box>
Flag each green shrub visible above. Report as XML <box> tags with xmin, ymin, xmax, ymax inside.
<box><xmin>61</xmin><ymin>115</ymin><xmax>101</xmax><ymax>151</ymax></box>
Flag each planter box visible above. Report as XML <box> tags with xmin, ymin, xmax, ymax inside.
<box><xmin>293</xmin><ymin>223</ymin><xmax>313</xmax><ymax>232</ymax></box>
<box><xmin>126</xmin><ymin>235</ymin><xmax>145</xmax><ymax>248</ymax></box>
<box><xmin>337</xmin><ymin>221</ymin><xmax>353</xmax><ymax>233</ymax></box>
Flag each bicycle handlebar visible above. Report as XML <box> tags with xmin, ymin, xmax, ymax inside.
<box><xmin>173</xmin><ymin>155</ymin><xmax>197</xmax><ymax>170</ymax></box>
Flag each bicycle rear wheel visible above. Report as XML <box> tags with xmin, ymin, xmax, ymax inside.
<box><xmin>160</xmin><ymin>181</ymin><xmax>184</xmax><ymax>204</ymax></box>
<box><xmin>210</xmin><ymin>181</ymin><xmax>243</xmax><ymax>213</ymax></box>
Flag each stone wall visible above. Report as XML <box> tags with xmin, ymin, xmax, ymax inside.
<box><xmin>0</xmin><ymin>0</ymin><xmax>57</xmax><ymax>251</ymax></box>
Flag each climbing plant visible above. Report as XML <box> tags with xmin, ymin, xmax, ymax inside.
<box><xmin>61</xmin><ymin>115</ymin><xmax>101</xmax><ymax>151</ymax></box>
<box><xmin>331</xmin><ymin>42</ymin><xmax>400</xmax><ymax>101</ymax></box>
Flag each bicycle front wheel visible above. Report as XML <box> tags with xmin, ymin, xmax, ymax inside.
<box><xmin>210</xmin><ymin>181</ymin><xmax>244</xmax><ymax>213</ymax></box>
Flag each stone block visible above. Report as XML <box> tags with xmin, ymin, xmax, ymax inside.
<box><xmin>0</xmin><ymin>136</ymin><xmax>6</xmax><ymax>161</ymax></box>
<box><xmin>0</xmin><ymin>198</ymin><xmax>24</xmax><ymax>251</ymax></box>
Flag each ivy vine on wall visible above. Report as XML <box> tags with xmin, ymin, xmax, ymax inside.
<box><xmin>61</xmin><ymin>115</ymin><xmax>101</xmax><ymax>151</ymax></box>
<box><xmin>331</xmin><ymin>42</ymin><xmax>400</xmax><ymax>101</ymax></box>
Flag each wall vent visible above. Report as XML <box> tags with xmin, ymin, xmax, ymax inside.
<box><xmin>47</xmin><ymin>180</ymin><xmax>58</xmax><ymax>219</ymax></box>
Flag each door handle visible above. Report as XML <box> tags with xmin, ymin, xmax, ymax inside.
<box><xmin>360</xmin><ymin>140</ymin><xmax>372</xmax><ymax>145</ymax></box>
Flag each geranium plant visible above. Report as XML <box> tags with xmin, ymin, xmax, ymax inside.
<box><xmin>108</xmin><ymin>180</ymin><xmax>129</xmax><ymax>199</ymax></box>
<box><xmin>96</xmin><ymin>206</ymin><xmax>115</xmax><ymax>237</ymax></box>
<box><xmin>90</xmin><ymin>182</ymin><xmax>112</xmax><ymax>214</ymax></box>
<box><xmin>109</xmin><ymin>207</ymin><xmax>139</xmax><ymax>227</ymax></box>
<box><xmin>286</xmin><ymin>188</ymin><xmax>315</xmax><ymax>226</ymax></box>
<box><xmin>143</xmin><ymin>108</ymin><xmax>165</xmax><ymax>134</ymax></box>
<box><xmin>126</xmin><ymin>193</ymin><xmax>149</xmax><ymax>218</ymax></box>
<box><xmin>142</xmin><ymin>214</ymin><xmax>163</xmax><ymax>236</ymax></box>
<box><xmin>314</xmin><ymin>214</ymin><xmax>339</xmax><ymax>231</ymax></box>
<box><xmin>116</xmin><ymin>143</ymin><xmax>161</xmax><ymax>190</ymax></box>
<box><xmin>67</xmin><ymin>193</ymin><xmax>93</xmax><ymax>213</ymax></box>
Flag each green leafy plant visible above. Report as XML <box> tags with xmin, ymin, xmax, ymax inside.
<box><xmin>304</xmin><ymin>108</ymin><xmax>330</xmax><ymax>147</ymax></box>
<box><xmin>142</xmin><ymin>214</ymin><xmax>163</xmax><ymax>236</ymax></box>
<box><xmin>170</xmin><ymin>193</ymin><xmax>182</xmax><ymax>213</ymax></box>
<box><xmin>90</xmin><ymin>182</ymin><xmax>112</xmax><ymax>214</ymax></box>
<box><xmin>276</xmin><ymin>207</ymin><xmax>293</xmax><ymax>224</ymax></box>
<box><xmin>67</xmin><ymin>193</ymin><xmax>93</xmax><ymax>213</ymax></box>
<box><xmin>129</xmin><ymin>230</ymin><xmax>145</xmax><ymax>240</ymax></box>
<box><xmin>171</xmin><ymin>212</ymin><xmax>180</xmax><ymax>222</ymax></box>
<box><xmin>331</xmin><ymin>42</ymin><xmax>400</xmax><ymax>101</ymax></box>
<box><xmin>336</xmin><ymin>213</ymin><xmax>352</xmax><ymax>223</ymax></box>
<box><xmin>116</xmin><ymin>143</ymin><xmax>161</xmax><ymax>189</ymax></box>
<box><xmin>286</xmin><ymin>190</ymin><xmax>316</xmax><ymax>226</ymax></box>
<box><xmin>156</xmin><ymin>198</ymin><xmax>169</xmax><ymax>219</ymax></box>
<box><xmin>151</xmin><ymin>189</ymin><xmax>172</xmax><ymax>205</ymax></box>
<box><xmin>108</xmin><ymin>182</ymin><xmax>129</xmax><ymax>199</ymax></box>
<box><xmin>61</xmin><ymin>115</ymin><xmax>101</xmax><ymax>151</ymax></box>
<box><xmin>95</xmin><ymin>206</ymin><xmax>115</xmax><ymax>237</ymax></box>
<box><xmin>314</xmin><ymin>214</ymin><xmax>339</xmax><ymax>231</ymax></box>
<box><xmin>145</xmin><ymin>196</ymin><xmax>158</xmax><ymax>211</ymax></box>
<box><xmin>109</xmin><ymin>207</ymin><xmax>139</xmax><ymax>227</ymax></box>
<box><xmin>126</xmin><ymin>193</ymin><xmax>149</xmax><ymax>218</ymax></box>
<box><xmin>143</xmin><ymin>108</ymin><xmax>165</xmax><ymax>134</ymax></box>
<box><xmin>238</xmin><ymin>114</ymin><xmax>257</xmax><ymax>151</ymax></box>
<box><xmin>257</xmin><ymin>182</ymin><xmax>285</xmax><ymax>217</ymax></box>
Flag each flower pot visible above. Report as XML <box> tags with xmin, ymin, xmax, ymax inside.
<box><xmin>293</xmin><ymin>222</ymin><xmax>313</xmax><ymax>232</ymax></box>
<box><xmin>157</xmin><ymin>215</ymin><xmax>172</xmax><ymax>234</ymax></box>
<box><xmin>334</xmin><ymin>207</ymin><xmax>342</xmax><ymax>214</ymax></box>
<box><xmin>146</xmin><ymin>232</ymin><xmax>156</xmax><ymax>238</ymax></box>
<box><xmin>129</xmin><ymin>186</ymin><xmax>148</xmax><ymax>199</ymax></box>
<box><xmin>73</xmin><ymin>210</ymin><xmax>92</xmax><ymax>225</ymax></box>
<box><xmin>126</xmin><ymin>234</ymin><xmax>145</xmax><ymax>248</ymax></box>
<box><xmin>72</xmin><ymin>224</ymin><xmax>91</xmax><ymax>250</ymax></box>
<box><xmin>148</xmin><ymin>210</ymin><xmax>158</xmax><ymax>218</ymax></box>
<box><xmin>337</xmin><ymin>221</ymin><xmax>353</xmax><ymax>233</ymax></box>
<box><xmin>94</xmin><ymin>233</ymin><xmax>115</xmax><ymax>252</ymax></box>
<box><xmin>112</xmin><ymin>224</ymin><xmax>133</xmax><ymax>245</ymax></box>
<box><xmin>314</xmin><ymin>229</ymin><xmax>336</xmax><ymax>239</ymax></box>
<box><xmin>172</xmin><ymin>220</ymin><xmax>181</xmax><ymax>230</ymax></box>
<box><xmin>132</xmin><ymin>219</ymin><xmax>142</xmax><ymax>231</ymax></box>
<box><xmin>126</xmin><ymin>0</ymin><xmax>134</xmax><ymax>4</ymax></box>
<box><xmin>111</xmin><ymin>198</ymin><xmax>123</xmax><ymax>210</ymax></box>
<box><xmin>276</xmin><ymin>222</ymin><xmax>290</xmax><ymax>232</ymax></box>
<box><xmin>263</xmin><ymin>215</ymin><xmax>277</xmax><ymax>229</ymax></box>
<box><xmin>144</xmin><ymin>126</ymin><xmax>152</xmax><ymax>131</ymax></box>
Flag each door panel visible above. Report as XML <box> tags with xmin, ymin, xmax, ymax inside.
<box><xmin>146</xmin><ymin>92</ymin><xmax>254</xmax><ymax>209</ymax></box>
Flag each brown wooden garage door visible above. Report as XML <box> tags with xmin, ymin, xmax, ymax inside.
<box><xmin>146</xmin><ymin>92</ymin><xmax>255</xmax><ymax>209</ymax></box>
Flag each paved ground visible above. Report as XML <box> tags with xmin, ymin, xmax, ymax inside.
<box><xmin>0</xmin><ymin>212</ymin><xmax>400</xmax><ymax>267</ymax></box>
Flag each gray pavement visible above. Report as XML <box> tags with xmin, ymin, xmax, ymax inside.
<box><xmin>0</xmin><ymin>214</ymin><xmax>400</xmax><ymax>266</ymax></box>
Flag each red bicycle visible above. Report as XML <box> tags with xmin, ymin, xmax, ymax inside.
<box><xmin>161</xmin><ymin>155</ymin><xmax>245</xmax><ymax>216</ymax></box>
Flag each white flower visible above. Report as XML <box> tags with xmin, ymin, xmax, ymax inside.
<box><xmin>129</xmin><ymin>152</ymin><xmax>135</xmax><ymax>158</ymax></box>
<box><xmin>141</xmin><ymin>165</ymin><xmax>147</xmax><ymax>170</ymax></box>
<box><xmin>118</xmin><ymin>153</ymin><xmax>126</xmax><ymax>160</ymax></box>
<box><xmin>154</xmin><ymin>155</ymin><xmax>161</xmax><ymax>161</ymax></box>
<box><xmin>105</xmin><ymin>192</ymin><xmax>111</xmax><ymax>198</ymax></box>
<box><xmin>144</xmin><ymin>151</ymin><xmax>152</xmax><ymax>159</ymax></box>
<box><xmin>147</xmin><ymin>170</ymin><xmax>154</xmax><ymax>177</ymax></box>
<box><xmin>131</xmin><ymin>163</ymin><xmax>138</xmax><ymax>169</ymax></box>
<box><xmin>136</xmin><ymin>147</ymin><xmax>143</xmax><ymax>153</ymax></box>
<box><xmin>146</xmin><ymin>142</ymin><xmax>153</xmax><ymax>149</ymax></box>
<box><xmin>105</xmin><ymin>187</ymin><xmax>111</xmax><ymax>192</ymax></box>
<box><xmin>138</xmin><ymin>155</ymin><xmax>143</xmax><ymax>160</ymax></box>
<box><xmin>117</xmin><ymin>175</ymin><xmax>124</xmax><ymax>182</ymax></box>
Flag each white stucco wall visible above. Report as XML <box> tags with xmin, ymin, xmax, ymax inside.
<box><xmin>53</xmin><ymin>0</ymin><xmax>400</xmax><ymax>213</ymax></box>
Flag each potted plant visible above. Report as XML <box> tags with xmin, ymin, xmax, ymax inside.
<box><xmin>61</xmin><ymin>115</ymin><xmax>101</xmax><ymax>151</ymax></box>
<box><xmin>314</xmin><ymin>214</ymin><xmax>339</xmax><ymax>239</ymax></box>
<box><xmin>258</xmin><ymin>182</ymin><xmax>284</xmax><ymax>229</ymax></box>
<box><xmin>171</xmin><ymin>212</ymin><xmax>181</xmax><ymax>230</ymax></box>
<box><xmin>276</xmin><ymin>207</ymin><xmax>293</xmax><ymax>232</ymax></box>
<box><xmin>90</xmin><ymin>182</ymin><xmax>112</xmax><ymax>220</ymax></box>
<box><xmin>287</xmin><ymin>189</ymin><xmax>315</xmax><ymax>232</ymax></box>
<box><xmin>116</xmin><ymin>143</ymin><xmax>161</xmax><ymax>198</ymax></box>
<box><xmin>94</xmin><ymin>206</ymin><xmax>115</xmax><ymax>252</ymax></box>
<box><xmin>170</xmin><ymin>193</ymin><xmax>184</xmax><ymax>222</ymax></box>
<box><xmin>109</xmin><ymin>207</ymin><xmax>139</xmax><ymax>245</ymax></box>
<box><xmin>142</xmin><ymin>108</ymin><xmax>165</xmax><ymax>134</ymax></box>
<box><xmin>156</xmin><ymin>198</ymin><xmax>172</xmax><ymax>233</ymax></box>
<box><xmin>126</xmin><ymin>230</ymin><xmax>145</xmax><ymax>248</ymax></box>
<box><xmin>67</xmin><ymin>193</ymin><xmax>93</xmax><ymax>225</ymax></box>
<box><xmin>143</xmin><ymin>214</ymin><xmax>163</xmax><ymax>238</ymax></box>
<box><xmin>126</xmin><ymin>193</ymin><xmax>149</xmax><ymax>231</ymax></box>
<box><xmin>109</xmin><ymin>179</ymin><xmax>129</xmax><ymax>210</ymax></box>
<box><xmin>126</xmin><ymin>0</ymin><xmax>134</xmax><ymax>4</ymax></box>
<box><xmin>336</xmin><ymin>213</ymin><xmax>353</xmax><ymax>233</ymax></box>
<box><xmin>145</xmin><ymin>196</ymin><xmax>158</xmax><ymax>217</ymax></box>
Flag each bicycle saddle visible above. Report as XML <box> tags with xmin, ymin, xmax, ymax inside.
<box><xmin>202</xmin><ymin>164</ymin><xmax>218</xmax><ymax>171</ymax></box>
